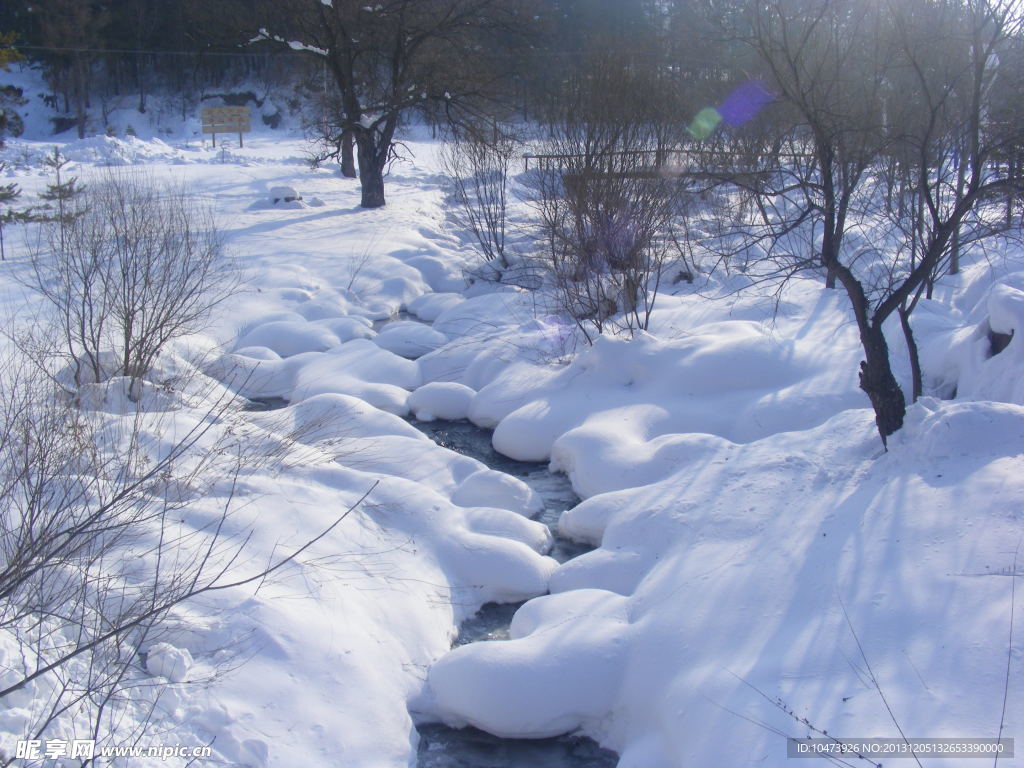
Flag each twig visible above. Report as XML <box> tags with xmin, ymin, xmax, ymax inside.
<box><xmin>994</xmin><ymin>543</ymin><xmax>1019</xmax><ymax>768</ymax></box>
<box><xmin>838</xmin><ymin>595</ymin><xmax>923</xmax><ymax>768</ymax></box>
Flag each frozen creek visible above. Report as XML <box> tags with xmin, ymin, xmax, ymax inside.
<box><xmin>408</xmin><ymin>419</ymin><xmax>619</xmax><ymax>767</ymax></box>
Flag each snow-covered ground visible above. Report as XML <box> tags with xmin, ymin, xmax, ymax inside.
<box><xmin>2</xmin><ymin>97</ymin><xmax>1023</xmax><ymax>768</ymax></box>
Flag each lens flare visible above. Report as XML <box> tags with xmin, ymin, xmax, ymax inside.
<box><xmin>687</xmin><ymin>80</ymin><xmax>774</xmax><ymax>139</ymax></box>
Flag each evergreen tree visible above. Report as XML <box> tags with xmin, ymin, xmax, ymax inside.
<box><xmin>0</xmin><ymin>171</ymin><xmax>23</xmax><ymax>261</ymax></box>
<box><xmin>39</xmin><ymin>148</ymin><xmax>85</xmax><ymax>250</ymax></box>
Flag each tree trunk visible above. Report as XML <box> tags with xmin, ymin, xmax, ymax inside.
<box><xmin>356</xmin><ymin>135</ymin><xmax>386</xmax><ymax>208</ymax></box>
<box><xmin>897</xmin><ymin>302</ymin><xmax>922</xmax><ymax>402</ymax></box>
<box><xmin>950</xmin><ymin>145</ymin><xmax>967</xmax><ymax>276</ymax></box>
<box><xmin>360</xmin><ymin>168</ymin><xmax>386</xmax><ymax>208</ymax></box>
<box><xmin>825</xmin><ymin>266</ymin><xmax>837</xmax><ymax>290</ymax></box>
<box><xmin>74</xmin><ymin>55</ymin><xmax>87</xmax><ymax>140</ymax></box>
<box><xmin>341</xmin><ymin>130</ymin><xmax>357</xmax><ymax>178</ymax></box>
<box><xmin>858</xmin><ymin>324</ymin><xmax>906</xmax><ymax>446</ymax></box>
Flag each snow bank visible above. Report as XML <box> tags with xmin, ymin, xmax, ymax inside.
<box><xmin>424</xmin><ymin>403</ymin><xmax>1024</xmax><ymax>765</ymax></box>
<box><xmin>246</xmin><ymin>393</ymin><xmax>544</xmax><ymax>519</ymax></box>
<box><xmin>925</xmin><ymin>276</ymin><xmax>1024</xmax><ymax>404</ymax></box>
<box><xmin>428</xmin><ymin>589</ymin><xmax>631</xmax><ymax>738</ymax></box>
<box><xmin>475</xmin><ymin>327</ymin><xmax>862</xmax><ymax>464</ymax></box>
<box><xmin>59</xmin><ymin>135</ymin><xmax>184</xmax><ymax>165</ymax></box>
<box><xmin>79</xmin><ymin>383</ymin><xmax>556</xmax><ymax>767</ymax></box>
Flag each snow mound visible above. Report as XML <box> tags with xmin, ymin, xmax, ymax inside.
<box><xmin>407</xmin><ymin>382</ymin><xmax>475</xmax><ymax>421</ymax></box>
<box><xmin>294</xmin><ymin>297</ymin><xmax>355</xmax><ymax>321</ymax></box>
<box><xmin>373</xmin><ymin>320</ymin><xmax>447</xmax><ymax>359</ymax></box>
<box><xmin>269</xmin><ymin>185</ymin><xmax>302</xmax><ymax>204</ymax></box>
<box><xmin>408</xmin><ymin>292</ymin><xmax>465</xmax><ymax>322</ymax></box>
<box><xmin>146</xmin><ymin>643</ymin><xmax>194</xmax><ymax>683</ymax></box>
<box><xmin>480</xmin><ymin>327</ymin><xmax>860</xmax><ymax>463</ymax></box>
<box><xmin>451</xmin><ymin>468</ymin><xmax>544</xmax><ymax>517</ymax></box>
<box><xmin>314</xmin><ymin>316</ymin><xmax>377</xmax><ymax>342</ymax></box>
<box><xmin>234</xmin><ymin>346</ymin><xmax>282</xmax><ymax>361</ymax></box>
<box><xmin>404</xmin><ymin>254</ymin><xmax>469</xmax><ymax>293</ymax></box>
<box><xmin>431</xmin><ymin>292</ymin><xmax>530</xmax><ymax>338</ymax></box>
<box><xmin>60</xmin><ymin>134</ymin><xmax>182</xmax><ymax>165</ymax></box>
<box><xmin>426</xmin><ymin>589</ymin><xmax>630</xmax><ymax>738</ymax></box>
<box><xmin>235</xmin><ymin>320</ymin><xmax>340</xmax><ymax>357</ymax></box>
<box><xmin>290</xmin><ymin>339</ymin><xmax>422</xmax><ymax>414</ymax></box>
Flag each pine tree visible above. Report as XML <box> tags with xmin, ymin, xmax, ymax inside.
<box><xmin>0</xmin><ymin>173</ymin><xmax>22</xmax><ymax>261</ymax></box>
<box><xmin>39</xmin><ymin>148</ymin><xmax>85</xmax><ymax>250</ymax></box>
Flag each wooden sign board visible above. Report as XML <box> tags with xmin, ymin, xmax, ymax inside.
<box><xmin>201</xmin><ymin>106</ymin><xmax>252</xmax><ymax>147</ymax></box>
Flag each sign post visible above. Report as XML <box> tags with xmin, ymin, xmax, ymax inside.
<box><xmin>201</xmin><ymin>106</ymin><xmax>252</xmax><ymax>148</ymax></box>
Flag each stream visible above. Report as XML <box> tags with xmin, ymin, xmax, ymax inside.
<box><xmin>408</xmin><ymin>418</ymin><xmax>619</xmax><ymax>768</ymax></box>
<box><xmin>243</xmin><ymin>370</ymin><xmax>618</xmax><ymax>764</ymax></box>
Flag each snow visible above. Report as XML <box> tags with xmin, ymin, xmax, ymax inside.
<box><xmin>927</xmin><ymin>276</ymin><xmax>1024</xmax><ymax>404</ymax></box>
<box><xmin>428</xmin><ymin>589</ymin><xmax>631</xmax><ymax>739</ymax></box>
<box><xmin>235</xmin><ymin>319</ymin><xmax>342</xmax><ymax>356</ymax></box>
<box><xmin>408</xmin><ymin>292</ymin><xmax>465</xmax><ymax>321</ymax></box>
<box><xmin>374</xmin><ymin>320</ymin><xmax>448</xmax><ymax>358</ymax></box>
<box><xmin>425</xmin><ymin>404</ymin><xmax>1024</xmax><ymax>766</ymax></box>
<box><xmin>269</xmin><ymin>185</ymin><xmax>302</xmax><ymax>203</ymax></box>
<box><xmin>1</xmin><ymin>102</ymin><xmax>1022</xmax><ymax>768</ymax></box>
<box><xmin>408</xmin><ymin>381</ymin><xmax>476</xmax><ymax>421</ymax></box>
<box><xmin>471</xmin><ymin>323</ymin><xmax>861</xmax><ymax>465</ymax></box>
<box><xmin>146</xmin><ymin>643</ymin><xmax>194</xmax><ymax>684</ymax></box>
<box><xmin>451</xmin><ymin>468</ymin><xmax>544</xmax><ymax>517</ymax></box>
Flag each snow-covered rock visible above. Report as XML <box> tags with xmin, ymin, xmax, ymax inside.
<box><xmin>931</xmin><ymin>278</ymin><xmax>1024</xmax><ymax>404</ymax></box>
<box><xmin>428</xmin><ymin>589</ymin><xmax>630</xmax><ymax>738</ymax></box>
<box><xmin>408</xmin><ymin>292</ymin><xmax>465</xmax><ymax>322</ymax></box>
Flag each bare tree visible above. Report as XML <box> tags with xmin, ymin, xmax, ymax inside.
<box><xmin>722</xmin><ymin>0</ymin><xmax>906</xmax><ymax>439</ymax></box>
<box><xmin>530</xmin><ymin>49</ymin><xmax>688</xmax><ymax>341</ymax></box>
<box><xmin>256</xmin><ymin>0</ymin><xmax>536</xmax><ymax>208</ymax></box>
<box><xmin>701</xmin><ymin>0</ymin><xmax>1023</xmax><ymax>444</ymax></box>
<box><xmin>879</xmin><ymin>0</ymin><xmax>1024</xmax><ymax>399</ymax></box>
<box><xmin>26</xmin><ymin>173</ymin><xmax>238</xmax><ymax>394</ymax></box>
<box><xmin>442</xmin><ymin>124</ymin><xmax>518</xmax><ymax>268</ymax></box>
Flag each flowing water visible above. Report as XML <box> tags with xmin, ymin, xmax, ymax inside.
<box><xmin>416</xmin><ymin>724</ymin><xmax>619</xmax><ymax>768</ymax></box>
<box><xmin>408</xmin><ymin>418</ymin><xmax>618</xmax><ymax>768</ymax></box>
<box><xmin>242</xmin><ymin>393</ymin><xmax>618</xmax><ymax>764</ymax></box>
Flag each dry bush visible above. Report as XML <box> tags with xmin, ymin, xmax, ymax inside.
<box><xmin>26</xmin><ymin>173</ymin><xmax>237</xmax><ymax>392</ymax></box>
<box><xmin>442</xmin><ymin>126</ymin><xmax>519</xmax><ymax>268</ymax></box>
<box><xmin>529</xmin><ymin>52</ymin><xmax>688</xmax><ymax>341</ymax></box>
